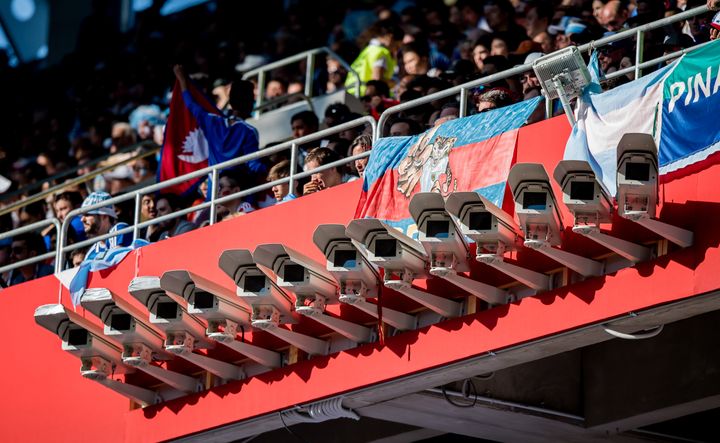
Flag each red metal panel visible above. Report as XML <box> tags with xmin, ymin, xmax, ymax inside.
<box><xmin>1</xmin><ymin>116</ymin><xmax>719</xmax><ymax>442</ymax></box>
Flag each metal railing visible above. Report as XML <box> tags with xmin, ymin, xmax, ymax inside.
<box><xmin>0</xmin><ymin>141</ymin><xmax>160</xmax><ymax>207</ymax></box>
<box><xmin>242</xmin><ymin>47</ymin><xmax>361</xmax><ymax>115</ymax></box>
<box><xmin>376</xmin><ymin>4</ymin><xmax>709</xmax><ymax>135</ymax></box>
<box><xmin>0</xmin><ymin>142</ymin><xmax>160</xmax><ymax>218</ymax></box>
<box><xmin>51</xmin><ymin>115</ymin><xmax>376</xmax><ymax>273</ymax></box>
<box><xmin>0</xmin><ymin>219</ymin><xmax>59</xmax><ymax>275</ymax></box>
<box><xmin>0</xmin><ymin>5</ymin><xmax>711</xmax><ymax>279</ymax></box>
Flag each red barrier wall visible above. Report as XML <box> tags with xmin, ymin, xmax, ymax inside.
<box><xmin>2</xmin><ymin>116</ymin><xmax>718</xmax><ymax>442</ymax></box>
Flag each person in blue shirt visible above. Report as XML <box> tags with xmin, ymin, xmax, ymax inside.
<box><xmin>80</xmin><ymin>191</ymin><xmax>133</xmax><ymax>261</ymax></box>
<box><xmin>172</xmin><ymin>65</ymin><xmax>266</xmax><ymax>183</ymax></box>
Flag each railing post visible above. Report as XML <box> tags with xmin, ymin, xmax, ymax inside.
<box><xmin>256</xmin><ymin>70</ymin><xmax>266</xmax><ymax>116</ymax></box>
<box><xmin>305</xmin><ymin>53</ymin><xmax>315</xmax><ymax>99</ymax></box>
<box><xmin>133</xmin><ymin>193</ymin><xmax>142</xmax><ymax>241</ymax></box>
<box><xmin>289</xmin><ymin>143</ymin><xmax>298</xmax><ymax>196</ymax></box>
<box><xmin>459</xmin><ymin>88</ymin><xmax>469</xmax><ymax>118</ymax></box>
<box><xmin>209</xmin><ymin>169</ymin><xmax>219</xmax><ymax>226</ymax></box>
<box><xmin>55</xmin><ymin>220</ymin><xmax>69</xmax><ymax>274</ymax></box>
<box><xmin>544</xmin><ymin>94</ymin><xmax>553</xmax><ymax>120</ymax></box>
<box><xmin>635</xmin><ymin>29</ymin><xmax>645</xmax><ymax>79</ymax></box>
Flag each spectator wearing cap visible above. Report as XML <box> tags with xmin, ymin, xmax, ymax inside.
<box><xmin>711</xmin><ymin>11</ymin><xmax>720</xmax><ymax>40</ymax></box>
<box><xmin>350</xmin><ymin>134</ymin><xmax>373</xmax><ymax>178</ymax></box>
<box><xmin>267</xmin><ymin>160</ymin><xmax>298</xmax><ymax>203</ymax></box>
<box><xmin>475</xmin><ymin>88</ymin><xmax>515</xmax><ymax>113</ymax></box>
<box><xmin>302</xmin><ymin>147</ymin><xmax>357</xmax><ymax>196</ymax></box>
<box><xmin>80</xmin><ymin>191</ymin><xmax>133</xmax><ymax>261</ymax></box>
<box><xmin>520</xmin><ymin>53</ymin><xmax>545</xmax><ymax>100</ymax></box>
<box><xmin>6</xmin><ymin>233</ymin><xmax>54</xmax><ymax>286</ymax></box>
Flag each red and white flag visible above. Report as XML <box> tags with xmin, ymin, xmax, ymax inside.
<box><xmin>158</xmin><ymin>81</ymin><xmax>220</xmax><ymax>195</ymax></box>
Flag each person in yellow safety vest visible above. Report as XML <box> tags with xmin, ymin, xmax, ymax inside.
<box><xmin>345</xmin><ymin>19</ymin><xmax>403</xmax><ymax>96</ymax></box>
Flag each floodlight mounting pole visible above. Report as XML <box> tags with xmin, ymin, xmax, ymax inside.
<box><xmin>552</xmin><ymin>75</ymin><xmax>577</xmax><ymax>127</ymax></box>
<box><xmin>133</xmin><ymin>360</ymin><xmax>202</xmax><ymax>393</ymax></box>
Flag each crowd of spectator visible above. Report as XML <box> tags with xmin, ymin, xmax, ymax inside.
<box><xmin>2</xmin><ymin>0</ymin><xmax>719</xmax><ymax>286</ymax></box>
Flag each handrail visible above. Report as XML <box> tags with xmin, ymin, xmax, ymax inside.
<box><xmin>53</xmin><ymin>115</ymin><xmax>377</xmax><ymax>272</ymax></box>
<box><xmin>242</xmin><ymin>47</ymin><xmax>361</xmax><ymax>115</ymax></box>
<box><xmin>0</xmin><ymin>218</ymin><xmax>60</xmax><ymax>275</ymax></box>
<box><xmin>0</xmin><ymin>142</ymin><xmax>160</xmax><ymax>218</ymax></box>
<box><xmin>253</xmin><ymin>91</ymin><xmax>316</xmax><ymax>115</ymax></box>
<box><xmin>1</xmin><ymin>140</ymin><xmax>159</xmax><ymax>205</ymax></box>
<box><xmin>376</xmin><ymin>4</ymin><xmax>709</xmax><ymax>135</ymax></box>
<box><xmin>1</xmin><ymin>5</ymin><xmax>710</xmax><ymax>279</ymax></box>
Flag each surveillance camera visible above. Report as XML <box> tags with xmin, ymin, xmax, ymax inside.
<box><xmin>34</xmin><ymin>303</ymin><xmax>130</xmax><ymax>379</ymax></box>
<box><xmin>253</xmin><ymin>243</ymin><xmax>373</xmax><ymax>343</ymax></box>
<box><xmin>128</xmin><ymin>276</ymin><xmax>210</xmax><ymax>354</ymax></box>
<box><xmin>553</xmin><ymin>160</ymin><xmax>613</xmax><ymax>228</ymax></box>
<box><xmin>409</xmin><ymin>192</ymin><xmax>470</xmax><ymax>274</ymax></box>
<box><xmin>510</xmin><ymin>163</ymin><xmax>603</xmax><ymax>277</ymax></box>
<box><xmin>616</xmin><ymin>133</ymin><xmax>659</xmax><ymax>220</ymax></box>
<box><xmin>615</xmin><ymin>133</ymin><xmax>692</xmax><ymax>248</ymax></box>
<box><xmin>218</xmin><ymin>249</ymin><xmax>295</xmax><ymax>325</ymax></box>
<box><xmin>80</xmin><ymin>288</ymin><xmax>202</xmax><ymax>393</ymax></box>
<box><xmin>160</xmin><ymin>270</ymin><xmax>251</xmax><ymax>343</ymax></box>
<box><xmin>253</xmin><ymin>243</ymin><xmax>338</xmax><ymax>312</ymax></box>
<box><xmin>80</xmin><ymin>287</ymin><xmax>168</xmax><ymax>365</ymax></box>
<box><xmin>346</xmin><ymin>218</ymin><xmax>462</xmax><ymax>318</ymax></box>
<box><xmin>35</xmin><ymin>303</ymin><xmax>161</xmax><ymax>405</ymax></box>
<box><xmin>508</xmin><ymin>163</ymin><xmax>564</xmax><ymax>248</ymax></box>
<box><xmin>312</xmin><ymin>224</ymin><xmax>380</xmax><ymax>302</ymax></box>
<box><xmin>345</xmin><ymin>218</ymin><xmax>428</xmax><ymax>276</ymax></box>
<box><xmin>444</xmin><ymin>191</ymin><xmax>521</xmax><ymax>256</ymax></box>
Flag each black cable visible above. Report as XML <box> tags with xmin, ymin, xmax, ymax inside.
<box><xmin>240</xmin><ymin>325</ymin><xmax>245</xmax><ymax>343</ymax></box>
<box><xmin>278</xmin><ymin>411</ymin><xmax>310</xmax><ymax>443</ymax></box>
<box><xmin>440</xmin><ymin>378</ymin><xmax>478</xmax><ymax>408</ymax></box>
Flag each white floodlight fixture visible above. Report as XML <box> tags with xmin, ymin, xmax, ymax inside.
<box><xmin>616</xmin><ymin>133</ymin><xmax>693</xmax><ymax>247</ymax></box>
<box><xmin>161</xmin><ymin>270</ymin><xmax>281</xmax><ymax>370</ymax></box>
<box><xmin>346</xmin><ymin>218</ymin><xmax>462</xmax><ymax>318</ymax></box>
<box><xmin>219</xmin><ymin>249</ymin><xmax>328</xmax><ymax>358</ymax></box>
<box><xmin>532</xmin><ymin>46</ymin><xmax>591</xmax><ymax>126</ymax></box>
<box><xmin>254</xmin><ymin>244</ymin><xmax>372</xmax><ymax>345</ymax></box>
<box><xmin>445</xmin><ymin>191</ymin><xmax>551</xmax><ymax>292</ymax></box>
<box><xmin>509</xmin><ymin>163</ymin><xmax>604</xmax><ymax>277</ymax></box>
<box><xmin>313</xmin><ymin>224</ymin><xmax>417</xmax><ymax>331</ymax></box>
<box><xmin>129</xmin><ymin>277</ymin><xmax>243</xmax><ymax>381</ymax></box>
<box><xmin>34</xmin><ymin>303</ymin><xmax>160</xmax><ymax>406</ymax></box>
<box><xmin>409</xmin><ymin>193</ymin><xmax>510</xmax><ymax>305</ymax></box>
<box><xmin>554</xmin><ymin>160</ymin><xmax>652</xmax><ymax>263</ymax></box>
<box><xmin>80</xmin><ymin>288</ymin><xmax>201</xmax><ymax>393</ymax></box>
